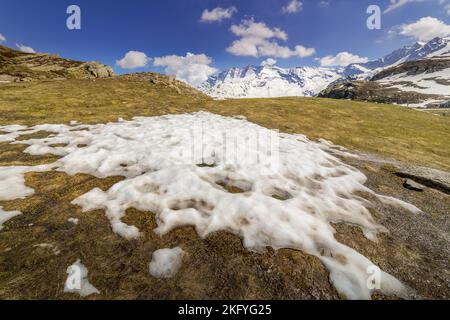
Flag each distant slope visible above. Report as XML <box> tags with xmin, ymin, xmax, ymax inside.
<box><xmin>320</xmin><ymin>57</ymin><xmax>450</xmax><ymax>107</ymax></box>
<box><xmin>0</xmin><ymin>45</ymin><xmax>114</xmax><ymax>82</ymax></box>
<box><xmin>372</xmin><ymin>57</ymin><xmax>450</xmax><ymax>96</ymax></box>
<box><xmin>344</xmin><ymin>37</ymin><xmax>450</xmax><ymax>79</ymax></box>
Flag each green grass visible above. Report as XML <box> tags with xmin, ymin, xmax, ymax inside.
<box><xmin>0</xmin><ymin>78</ymin><xmax>449</xmax><ymax>171</ymax></box>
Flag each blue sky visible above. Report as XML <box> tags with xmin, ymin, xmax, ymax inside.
<box><xmin>0</xmin><ymin>0</ymin><xmax>449</xmax><ymax>84</ymax></box>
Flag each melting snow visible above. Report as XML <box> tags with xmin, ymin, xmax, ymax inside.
<box><xmin>149</xmin><ymin>247</ymin><xmax>185</xmax><ymax>279</ymax></box>
<box><xmin>64</xmin><ymin>259</ymin><xmax>100</xmax><ymax>297</ymax></box>
<box><xmin>0</xmin><ymin>112</ymin><xmax>421</xmax><ymax>299</ymax></box>
<box><xmin>0</xmin><ymin>206</ymin><xmax>22</xmax><ymax>231</ymax></box>
<box><xmin>68</xmin><ymin>218</ymin><xmax>79</xmax><ymax>225</ymax></box>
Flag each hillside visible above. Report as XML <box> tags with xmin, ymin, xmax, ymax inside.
<box><xmin>0</xmin><ymin>78</ymin><xmax>449</xmax><ymax>300</ymax></box>
<box><xmin>0</xmin><ymin>45</ymin><xmax>114</xmax><ymax>82</ymax></box>
<box><xmin>320</xmin><ymin>57</ymin><xmax>450</xmax><ymax>107</ymax></box>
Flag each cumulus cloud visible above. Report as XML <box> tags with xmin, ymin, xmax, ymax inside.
<box><xmin>0</xmin><ymin>33</ymin><xmax>6</xmax><ymax>43</ymax></box>
<box><xmin>16</xmin><ymin>44</ymin><xmax>35</xmax><ymax>53</ymax></box>
<box><xmin>384</xmin><ymin>0</ymin><xmax>424</xmax><ymax>14</ymax></box>
<box><xmin>200</xmin><ymin>6</ymin><xmax>237</xmax><ymax>23</ymax></box>
<box><xmin>399</xmin><ymin>16</ymin><xmax>450</xmax><ymax>41</ymax></box>
<box><xmin>153</xmin><ymin>53</ymin><xmax>218</xmax><ymax>86</ymax></box>
<box><xmin>116</xmin><ymin>51</ymin><xmax>150</xmax><ymax>69</ymax></box>
<box><xmin>282</xmin><ymin>0</ymin><xmax>303</xmax><ymax>14</ymax></box>
<box><xmin>261</xmin><ymin>58</ymin><xmax>277</xmax><ymax>66</ymax></box>
<box><xmin>318</xmin><ymin>52</ymin><xmax>369</xmax><ymax>67</ymax></box>
<box><xmin>226</xmin><ymin>18</ymin><xmax>315</xmax><ymax>59</ymax></box>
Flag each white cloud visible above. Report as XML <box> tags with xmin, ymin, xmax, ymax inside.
<box><xmin>261</xmin><ymin>58</ymin><xmax>277</xmax><ymax>66</ymax></box>
<box><xmin>282</xmin><ymin>0</ymin><xmax>303</xmax><ymax>14</ymax></box>
<box><xmin>16</xmin><ymin>44</ymin><xmax>35</xmax><ymax>53</ymax></box>
<box><xmin>116</xmin><ymin>51</ymin><xmax>150</xmax><ymax>69</ymax></box>
<box><xmin>200</xmin><ymin>6</ymin><xmax>237</xmax><ymax>23</ymax></box>
<box><xmin>318</xmin><ymin>52</ymin><xmax>369</xmax><ymax>67</ymax></box>
<box><xmin>445</xmin><ymin>3</ymin><xmax>450</xmax><ymax>15</ymax></box>
<box><xmin>318</xmin><ymin>1</ymin><xmax>330</xmax><ymax>8</ymax></box>
<box><xmin>226</xmin><ymin>19</ymin><xmax>315</xmax><ymax>59</ymax></box>
<box><xmin>0</xmin><ymin>33</ymin><xmax>6</xmax><ymax>43</ymax></box>
<box><xmin>384</xmin><ymin>0</ymin><xmax>424</xmax><ymax>14</ymax></box>
<box><xmin>399</xmin><ymin>16</ymin><xmax>450</xmax><ymax>41</ymax></box>
<box><xmin>153</xmin><ymin>52</ymin><xmax>218</xmax><ymax>86</ymax></box>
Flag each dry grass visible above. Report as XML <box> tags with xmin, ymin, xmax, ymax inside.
<box><xmin>1</xmin><ymin>79</ymin><xmax>448</xmax><ymax>170</ymax></box>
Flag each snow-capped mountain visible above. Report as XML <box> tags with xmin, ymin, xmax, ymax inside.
<box><xmin>344</xmin><ymin>36</ymin><xmax>450</xmax><ymax>79</ymax></box>
<box><xmin>200</xmin><ymin>37</ymin><xmax>450</xmax><ymax>99</ymax></box>
<box><xmin>199</xmin><ymin>65</ymin><xmax>343</xmax><ymax>99</ymax></box>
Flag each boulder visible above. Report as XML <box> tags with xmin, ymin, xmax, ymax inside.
<box><xmin>81</xmin><ymin>62</ymin><xmax>115</xmax><ymax>78</ymax></box>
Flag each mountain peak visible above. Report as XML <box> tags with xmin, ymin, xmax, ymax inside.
<box><xmin>199</xmin><ymin>64</ymin><xmax>343</xmax><ymax>99</ymax></box>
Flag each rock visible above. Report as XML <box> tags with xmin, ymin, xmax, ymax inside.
<box><xmin>81</xmin><ymin>62</ymin><xmax>115</xmax><ymax>78</ymax></box>
<box><xmin>403</xmin><ymin>179</ymin><xmax>425</xmax><ymax>191</ymax></box>
<box><xmin>0</xmin><ymin>74</ymin><xmax>17</xmax><ymax>82</ymax></box>
<box><xmin>166</xmin><ymin>75</ymin><xmax>176</xmax><ymax>84</ymax></box>
<box><xmin>396</xmin><ymin>166</ymin><xmax>450</xmax><ymax>194</ymax></box>
<box><xmin>1</xmin><ymin>45</ymin><xmax>115</xmax><ymax>81</ymax></box>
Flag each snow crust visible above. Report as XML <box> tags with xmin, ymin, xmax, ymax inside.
<box><xmin>0</xmin><ymin>112</ymin><xmax>419</xmax><ymax>299</ymax></box>
<box><xmin>149</xmin><ymin>247</ymin><xmax>185</xmax><ymax>278</ymax></box>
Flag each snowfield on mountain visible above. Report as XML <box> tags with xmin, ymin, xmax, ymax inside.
<box><xmin>199</xmin><ymin>65</ymin><xmax>343</xmax><ymax>99</ymax></box>
<box><xmin>200</xmin><ymin>37</ymin><xmax>450</xmax><ymax>100</ymax></box>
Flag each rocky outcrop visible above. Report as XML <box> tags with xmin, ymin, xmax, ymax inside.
<box><xmin>318</xmin><ymin>80</ymin><xmax>439</xmax><ymax>104</ymax></box>
<box><xmin>73</xmin><ymin>62</ymin><xmax>115</xmax><ymax>79</ymax></box>
<box><xmin>0</xmin><ymin>45</ymin><xmax>114</xmax><ymax>82</ymax></box>
<box><xmin>395</xmin><ymin>166</ymin><xmax>450</xmax><ymax>195</ymax></box>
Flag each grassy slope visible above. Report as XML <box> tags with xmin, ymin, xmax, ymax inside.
<box><xmin>0</xmin><ymin>78</ymin><xmax>449</xmax><ymax>171</ymax></box>
<box><xmin>0</xmin><ymin>78</ymin><xmax>449</xmax><ymax>300</ymax></box>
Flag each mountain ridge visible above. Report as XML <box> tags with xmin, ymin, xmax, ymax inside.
<box><xmin>200</xmin><ymin>37</ymin><xmax>450</xmax><ymax>100</ymax></box>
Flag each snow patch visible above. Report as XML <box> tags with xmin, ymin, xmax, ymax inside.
<box><xmin>0</xmin><ymin>112</ymin><xmax>420</xmax><ymax>299</ymax></box>
<box><xmin>64</xmin><ymin>260</ymin><xmax>100</xmax><ymax>297</ymax></box>
<box><xmin>68</xmin><ymin>218</ymin><xmax>79</xmax><ymax>225</ymax></box>
<box><xmin>149</xmin><ymin>247</ymin><xmax>185</xmax><ymax>279</ymax></box>
<box><xmin>0</xmin><ymin>207</ymin><xmax>22</xmax><ymax>231</ymax></box>
<box><xmin>0</xmin><ymin>165</ymin><xmax>52</xmax><ymax>201</ymax></box>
